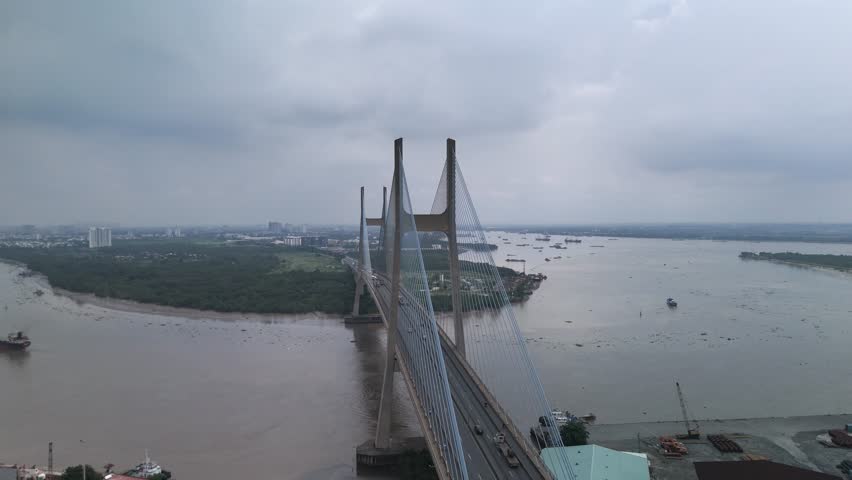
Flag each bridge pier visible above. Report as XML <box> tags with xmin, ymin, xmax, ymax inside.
<box><xmin>355</xmin><ymin>437</ymin><xmax>427</xmax><ymax>472</ymax></box>
<box><xmin>352</xmin><ymin>277</ymin><xmax>364</xmax><ymax>316</ymax></box>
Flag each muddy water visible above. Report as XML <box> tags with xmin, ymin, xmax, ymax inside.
<box><xmin>491</xmin><ymin>234</ymin><xmax>852</xmax><ymax>423</ymax></box>
<box><xmin>0</xmin><ymin>262</ymin><xmax>417</xmax><ymax>480</ymax></box>
<box><xmin>2</xmin><ymin>236</ymin><xmax>852</xmax><ymax>478</ymax></box>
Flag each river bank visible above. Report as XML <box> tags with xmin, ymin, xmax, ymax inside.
<box><xmin>53</xmin><ymin>286</ymin><xmax>342</xmax><ymax>323</ymax></box>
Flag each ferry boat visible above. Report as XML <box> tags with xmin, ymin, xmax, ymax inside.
<box><xmin>0</xmin><ymin>331</ymin><xmax>31</xmax><ymax>350</ymax></box>
<box><xmin>127</xmin><ymin>451</ymin><xmax>162</xmax><ymax>478</ymax></box>
<box><xmin>552</xmin><ymin>409</ymin><xmax>597</xmax><ymax>425</ymax></box>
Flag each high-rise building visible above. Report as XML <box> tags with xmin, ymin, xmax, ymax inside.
<box><xmin>268</xmin><ymin>221</ymin><xmax>283</xmax><ymax>234</ymax></box>
<box><xmin>88</xmin><ymin>227</ymin><xmax>112</xmax><ymax>248</ymax></box>
<box><xmin>165</xmin><ymin>228</ymin><xmax>182</xmax><ymax>238</ymax></box>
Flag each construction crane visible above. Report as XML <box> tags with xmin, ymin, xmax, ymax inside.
<box><xmin>675</xmin><ymin>381</ymin><xmax>701</xmax><ymax>439</ymax></box>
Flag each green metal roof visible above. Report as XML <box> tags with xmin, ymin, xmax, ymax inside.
<box><xmin>541</xmin><ymin>445</ymin><xmax>650</xmax><ymax>480</ymax></box>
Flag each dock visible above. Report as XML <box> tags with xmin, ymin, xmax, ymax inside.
<box><xmin>344</xmin><ymin>314</ymin><xmax>383</xmax><ymax>325</ymax></box>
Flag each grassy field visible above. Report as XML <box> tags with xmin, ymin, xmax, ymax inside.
<box><xmin>273</xmin><ymin>250</ymin><xmax>345</xmax><ymax>273</ymax></box>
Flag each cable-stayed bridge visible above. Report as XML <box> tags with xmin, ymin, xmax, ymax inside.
<box><xmin>348</xmin><ymin>139</ymin><xmax>576</xmax><ymax>480</ymax></box>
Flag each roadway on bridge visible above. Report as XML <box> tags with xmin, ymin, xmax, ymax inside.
<box><xmin>364</xmin><ymin>269</ymin><xmax>547</xmax><ymax>480</ymax></box>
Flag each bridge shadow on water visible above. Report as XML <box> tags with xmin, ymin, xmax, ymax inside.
<box><xmin>347</xmin><ymin>323</ymin><xmax>420</xmax><ymax>440</ymax></box>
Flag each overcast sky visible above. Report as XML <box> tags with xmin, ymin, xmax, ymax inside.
<box><xmin>2</xmin><ymin>1</ymin><xmax>852</xmax><ymax>226</ymax></box>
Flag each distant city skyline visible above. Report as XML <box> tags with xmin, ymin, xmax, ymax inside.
<box><xmin>3</xmin><ymin>2</ymin><xmax>852</xmax><ymax>225</ymax></box>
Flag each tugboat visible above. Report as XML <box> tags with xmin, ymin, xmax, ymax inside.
<box><xmin>0</xmin><ymin>331</ymin><xmax>31</xmax><ymax>350</ymax></box>
<box><xmin>666</xmin><ymin>298</ymin><xmax>678</xmax><ymax>308</ymax></box>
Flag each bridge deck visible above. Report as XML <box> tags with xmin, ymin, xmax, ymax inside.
<box><xmin>352</xmin><ymin>263</ymin><xmax>549</xmax><ymax>480</ymax></box>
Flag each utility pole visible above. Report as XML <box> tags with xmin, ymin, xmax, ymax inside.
<box><xmin>48</xmin><ymin>442</ymin><xmax>53</xmax><ymax>474</ymax></box>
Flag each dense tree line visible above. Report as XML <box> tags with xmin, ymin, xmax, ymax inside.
<box><xmin>740</xmin><ymin>251</ymin><xmax>852</xmax><ymax>270</ymax></box>
<box><xmin>0</xmin><ymin>243</ymin><xmax>354</xmax><ymax>314</ymax></box>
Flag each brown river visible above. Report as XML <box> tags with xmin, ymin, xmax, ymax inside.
<box><xmin>2</xmin><ymin>234</ymin><xmax>852</xmax><ymax>479</ymax></box>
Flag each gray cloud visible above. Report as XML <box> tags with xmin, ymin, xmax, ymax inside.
<box><xmin>1</xmin><ymin>0</ymin><xmax>852</xmax><ymax>226</ymax></box>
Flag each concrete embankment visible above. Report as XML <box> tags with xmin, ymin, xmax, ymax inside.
<box><xmin>589</xmin><ymin>414</ymin><xmax>852</xmax><ymax>480</ymax></box>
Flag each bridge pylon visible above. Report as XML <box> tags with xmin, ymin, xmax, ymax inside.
<box><xmin>352</xmin><ymin>186</ymin><xmax>367</xmax><ymax>316</ymax></box>
<box><xmin>374</xmin><ymin>138</ymin><xmax>403</xmax><ymax>449</ymax></box>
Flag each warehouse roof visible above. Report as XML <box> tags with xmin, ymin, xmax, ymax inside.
<box><xmin>541</xmin><ymin>445</ymin><xmax>650</xmax><ymax>480</ymax></box>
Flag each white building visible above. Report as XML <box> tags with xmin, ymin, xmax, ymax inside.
<box><xmin>282</xmin><ymin>236</ymin><xmax>302</xmax><ymax>247</ymax></box>
<box><xmin>88</xmin><ymin>227</ymin><xmax>112</xmax><ymax>248</ymax></box>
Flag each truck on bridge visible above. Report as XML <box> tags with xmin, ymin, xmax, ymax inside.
<box><xmin>493</xmin><ymin>433</ymin><xmax>521</xmax><ymax>468</ymax></box>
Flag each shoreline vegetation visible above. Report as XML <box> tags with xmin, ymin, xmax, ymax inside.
<box><xmin>0</xmin><ymin>239</ymin><xmax>544</xmax><ymax>316</ymax></box>
<box><xmin>739</xmin><ymin>251</ymin><xmax>852</xmax><ymax>272</ymax></box>
<box><xmin>0</xmin><ymin>241</ymin><xmax>356</xmax><ymax>314</ymax></box>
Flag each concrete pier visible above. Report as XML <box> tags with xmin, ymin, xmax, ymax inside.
<box><xmin>355</xmin><ymin>437</ymin><xmax>427</xmax><ymax>469</ymax></box>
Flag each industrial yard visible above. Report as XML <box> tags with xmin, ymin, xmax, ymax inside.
<box><xmin>589</xmin><ymin>415</ymin><xmax>852</xmax><ymax>480</ymax></box>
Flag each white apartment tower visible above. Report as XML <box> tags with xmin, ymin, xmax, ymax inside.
<box><xmin>88</xmin><ymin>227</ymin><xmax>112</xmax><ymax>248</ymax></box>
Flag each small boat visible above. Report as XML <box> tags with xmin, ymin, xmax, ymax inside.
<box><xmin>551</xmin><ymin>410</ymin><xmax>569</xmax><ymax>425</ymax></box>
<box><xmin>127</xmin><ymin>451</ymin><xmax>162</xmax><ymax>478</ymax></box>
<box><xmin>0</xmin><ymin>331</ymin><xmax>31</xmax><ymax>350</ymax></box>
<box><xmin>580</xmin><ymin>413</ymin><xmax>597</xmax><ymax>424</ymax></box>
<box><xmin>545</xmin><ymin>258</ymin><xmax>551</xmax><ymax>262</ymax></box>
<box><xmin>666</xmin><ymin>298</ymin><xmax>678</xmax><ymax>307</ymax></box>
<box><xmin>564</xmin><ymin>238</ymin><xmax>582</xmax><ymax>243</ymax></box>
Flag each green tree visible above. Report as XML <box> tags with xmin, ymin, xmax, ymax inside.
<box><xmin>559</xmin><ymin>421</ymin><xmax>590</xmax><ymax>446</ymax></box>
<box><xmin>60</xmin><ymin>465</ymin><xmax>103</xmax><ymax>480</ymax></box>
